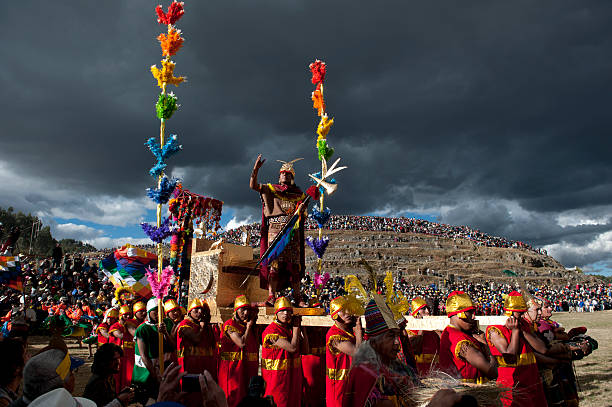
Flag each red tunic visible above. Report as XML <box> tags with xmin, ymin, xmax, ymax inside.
<box><xmin>439</xmin><ymin>325</ymin><xmax>489</xmax><ymax>384</ymax></box>
<box><xmin>326</xmin><ymin>325</ymin><xmax>355</xmax><ymax>407</ymax></box>
<box><xmin>486</xmin><ymin>324</ymin><xmax>547</xmax><ymax>407</ymax></box>
<box><xmin>218</xmin><ymin>318</ymin><xmax>259</xmax><ymax>407</ymax></box>
<box><xmin>96</xmin><ymin>322</ymin><xmax>109</xmax><ymax>347</ymax></box>
<box><xmin>176</xmin><ymin>319</ymin><xmax>218</xmax><ymax>379</ymax></box>
<box><xmin>408</xmin><ymin>330</ymin><xmax>440</xmax><ymax>376</ymax></box>
<box><xmin>302</xmin><ymin>327</ymin><xmax>326</xmax><ymax>407</ymax></box>
<box><xmin>108</xmin><ymin>321</ymin><xmax>135</xmax><ymax>392</ymax></box>
<box><xmin>261</xmin><ymin>321</ymin><xmax>302</xmax><ymax>407</ymax></box>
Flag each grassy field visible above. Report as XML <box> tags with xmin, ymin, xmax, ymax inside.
<box><xmin>27</xmin><ymin>310</ymin><xmax>611</xmax><ymax>405</ymax></box>
<box><xmin>553</xmin><ymin>311</ymin><xmax>612</xmax><ymax>407</ymax></box>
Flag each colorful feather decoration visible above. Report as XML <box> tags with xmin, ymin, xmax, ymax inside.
<box><xmin>146</xmin><ymin>265</ymin><xmax>174</xmax><ymax>299</ymax></box>
<box><xmin>306</xmin><ymin>236</ymin><xmax>329</xmax><ymax>259</ymax></box>
<box><xmin>314</xmin><ymin>271</ymin><xmax>330</xmax><ymax>289</ymax></box>
<box><xmin>155</xmin><ymin>2</ymin><xmax>185</xmax><ymax>25</ymax></box>
<box><xmin>151</xmin><ymin>59</ymin><xmax>185</xmax><ymax>88</ymax></box>
<box><xmin>310</xmin><ymin>206</ymin><xmax>331</xmax><ymax>228</ymax></box>
<box><xmin>141</xmin><ymin>217</ymin><xmax>174</xmax><ymax>243</ymax></box>
<box><xmin>317</xmin><ymin>139</ymin><xmax>334</xmax><ymax>161</ymax></box>
<box><xmin>309</xmin><ymin>59</ymin><xmax>326</xmax><ymax>85</ymax></box>
<box><xmin>158</xmin><ymin>26</ymin><xmax>184</xmax><ymax>57</ymax></box>
<box><xmin>146</xmin><ymin>176</ymin><xmax>179</xmax><ymax>204</ymax></box>
<box><xmin>317</xmin><ymin>114</ymin><xmax>334</xmax><ymax>139</ymax></box>
<box><xmin>311</xmin><ymin>88</ymin><xmax>325</xmax><ymax>116</ymax></box>
<box><xmin>156</xmin><ymin>92</ymin><xmax>179</xmax><ymax>120</ymax></box>
<box><xmin>146</xmin><ymin>135</ymin><xmax>183</xmax><ymax>177</ymax></box>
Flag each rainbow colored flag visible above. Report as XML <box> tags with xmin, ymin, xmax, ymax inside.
<box><xmin>99</xmin><ymin>244</ymin><xmax>156</xmax><ymax>298</ymax></box>
<box><xmin>261</xmin><ymin>213</ymin><xmax>302</xmax><ymax>267</ymax></box>
<box><xmin>0</xmin><ymin>256</ymin><xmax>23</xmax><ymax>291</ymax></box>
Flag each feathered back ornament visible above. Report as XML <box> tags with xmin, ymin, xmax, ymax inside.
<box><xmin>344</xmin><ymin>275</ymin><xmax>368</xmax><ymax>316</ymax></box>
<box><xmin>358</xmin><ymin>258</ymin><xmax>377</xmax><ymax>292</ymax></box>
<box><xmin>384</xmin><ymin>270</ymin><xmax>410</xmax><ymax>321</ymax></box>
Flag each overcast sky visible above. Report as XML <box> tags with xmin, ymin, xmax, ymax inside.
<box><xmin>1</xmin><ymin>1</ymin><xmax>611</xmax><ymax>275</ymax></box>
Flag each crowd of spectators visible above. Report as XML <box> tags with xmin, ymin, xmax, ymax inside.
<box><xmin>220</xmin><ymin>215</ymin><xmax>548</xmax><ymax>255</ymax></box>
<box><xmin>299</xmin><ymin>274</ymin><xmax>612</xmax><ymax>317</ymax></box>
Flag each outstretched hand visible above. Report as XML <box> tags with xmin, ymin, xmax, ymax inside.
<box><xmin>157</xmin><ymin>362</ymin><xmax>187</xmax><ymax>403</ymax></box>
<box><xmin>199</xmin><ymin>370</ymin><xmax>228</xmax><ymax>407</ymax></box>
<box><xmin>253</xmin><ymin>154</ymin><xmax>265</xmax><ymax>171</ymax></box>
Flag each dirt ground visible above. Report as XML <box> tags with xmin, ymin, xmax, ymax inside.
<box><xmin>26</xmin><ymin>311</ymin><xmax>611</xmax><ymax>405</ymax></box>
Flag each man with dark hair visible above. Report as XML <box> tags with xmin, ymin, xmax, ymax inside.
<box><xmin>83</xmin><ymin>343</ymin><xmax>134</xmax><ymax>407</ymax></box>
<box><xmin>0</xmin><ymin>339</ymin><xmax>26</xmax><ymax>406</ymax></box>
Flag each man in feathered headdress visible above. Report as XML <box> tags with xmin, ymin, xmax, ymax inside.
<box><xmin>250</xmin><ymin>154</ymin><xmax>309</xmax><ymax>306</ymax></box>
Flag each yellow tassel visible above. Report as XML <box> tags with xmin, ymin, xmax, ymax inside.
<box><xmin>151</xmin><ymin>59</ymin><xmax>185</xmax><ymax>88</ymax></box>
<box><xmin>316</xmin><ymin>115</ymin><xmax>334</xmax><ymax>140</ymax></box>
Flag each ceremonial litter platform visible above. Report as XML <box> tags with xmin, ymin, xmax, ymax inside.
<box><xmin>187</xmin><ymin>237</ymin><xmax>507</xmax><ymax>329</ymax></box>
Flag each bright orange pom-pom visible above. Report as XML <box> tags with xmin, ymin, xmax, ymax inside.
<box><xmin>158</xmin><ymin>27</ymin><xmax>184</xmax><ymax>57</ymax></box>
<box><xmin>312</xmin><ymin>88</ymin><xmax>325</xmax><ymax>116</ymax></box>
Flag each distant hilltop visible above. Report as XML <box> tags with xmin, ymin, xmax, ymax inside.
<box><xmin>221</xmin><ymin>215</ymin><xmax>594</xmax><ymax>285</ymax></box>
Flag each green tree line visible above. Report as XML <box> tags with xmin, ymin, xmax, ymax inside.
<box><xmin>0</xmin><ymin>207</ymin><xmax>96</xmax><ymax>256</ymax></box>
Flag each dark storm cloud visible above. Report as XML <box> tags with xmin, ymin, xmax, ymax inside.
<box><xmin>2</xmin><ymin>1</ymin><xmax>612</xmax><ymax>267</ymax></box>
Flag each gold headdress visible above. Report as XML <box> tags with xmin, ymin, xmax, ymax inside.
<box><xmin>410</xmin><ymin>297</ymin><xmax>428</xmax><ymax>316</ymax></box>
<box><xmin>277</xmin><ymin>158</ymin><xmax>303</xmax><ymax>177</ymax></box>
<box><xmin>164</xmin><ymin>299</ymin><xmax>180</xmax><ymax>314</ymax></box>
<box><xmin>274</xmin><ymin>297</ymin><xmax>292</xmax><ymax>314</ymax></box>
<box><xmin>132</xmin><ymin>301</ymin><xmax>146</xmax><ymax>314</ymax></box>
<box><xmin>445</xmin><ymin>291</ymin><xmax>475</xmax><ymax>318</ymax></box>
<box><xmin>503</xmin><ymin>291</ymin><xmax>527</xmax><ymax>315</ymax></box>
<box><xmin>188</xmin><ymin>298</ymin><xmax>207</xmax><ymax>313</ymax></box>
<box><xmin>119</xmin><ymin>305</ymin><xmax>131</xmax><ymax>316</ymax></box>
<box><xmin>234</xmin><ymin>294</ymin><xmax>251</xmax><ymax>311</ymax></box>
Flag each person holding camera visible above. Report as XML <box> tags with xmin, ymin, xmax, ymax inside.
<box><xmin>83</xmin><ymin>343</ymin><xmax>135</xmax><ymax>407</ymax></box>
<box><xmin>261</xmin><ymin>297</ymin><xmax>308</xmax><ymax>407</ymax></box>
<box><xmin>218</xmin><ymin>295</ymin><xmax>259</xmax><ymax>407</ymax></box>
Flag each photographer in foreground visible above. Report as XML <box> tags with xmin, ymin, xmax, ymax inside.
<box><xmin>83</xmin><ymin>343</ymin><xmax>134</xmax><ymax>407</ymax></box>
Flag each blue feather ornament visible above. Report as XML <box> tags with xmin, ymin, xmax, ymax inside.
<box><xmin>310</xmin><ymin>206</ymin><xmax>331</xmax><ymax>228</ymax></box>
<box><xmin>146</xmin><ymin>176</ymin><xmax>179</xmax><ymax>204</ymax></box>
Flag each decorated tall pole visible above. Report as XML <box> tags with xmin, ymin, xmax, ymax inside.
<box><xmin>143</xmin><ymin>1</ymin><xmax>186</xmax><ymax>375</ymax></box>
<box><xmin>307</xmin><ymin>60</ymin><xmax>345</xmax><ymax>298</ymax></box>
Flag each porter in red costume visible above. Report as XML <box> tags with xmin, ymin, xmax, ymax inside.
<box><xmin>486</xmin><ymin>291</ymin><xmax>547</xmax><ymax>407</ymax></box>
<box><xmin>325</xmin><ymin>296</ymin><xmax>362</xmax><ymax>407</ymax></box>
<box><xmin>218</xmin><ymin>295</ymin><xmax>259</xmax><ymax>407</ymax></box>
<box><xmin>407</xmin><ymin>297</ymin><xmax>440</xmax><ymax>376</ymax></box>
<box><xmin>97</xmin><ymin>308</ymin><xmax>119</xmax><ymax>347</ymax></box>
<box><xmin>132</xmin><ymin>301</ymin><xmax>146</xmax><ymax>327</ymax></box>
<box><xmin>108</xmin><ymin>305</ymin><xmax>137</xmax><ymax>392</ymax></box>
<box><xmin>261</xmin><ymin>297</ymin><xmax>307</xmax><ymax>407</ymax></box>
<box><xmin>439</xmin><ymin>291</ymin><xmax>497</xmax><ymax>384</ymax></box>
<box><xmin>176</xmin><ymin>298</ymin><xmax>219</xmax><ymax>378</ymax></box>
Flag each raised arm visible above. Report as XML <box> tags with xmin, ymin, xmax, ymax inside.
<box><xmin>249</xmin><ymin>154</ymin><xmax>265</xmax><ymax>192</ymax></box>
<box><xmin>228</xmin><ymin>319</ymin><xmax>255</xmax><ymax>349</ymax></box>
